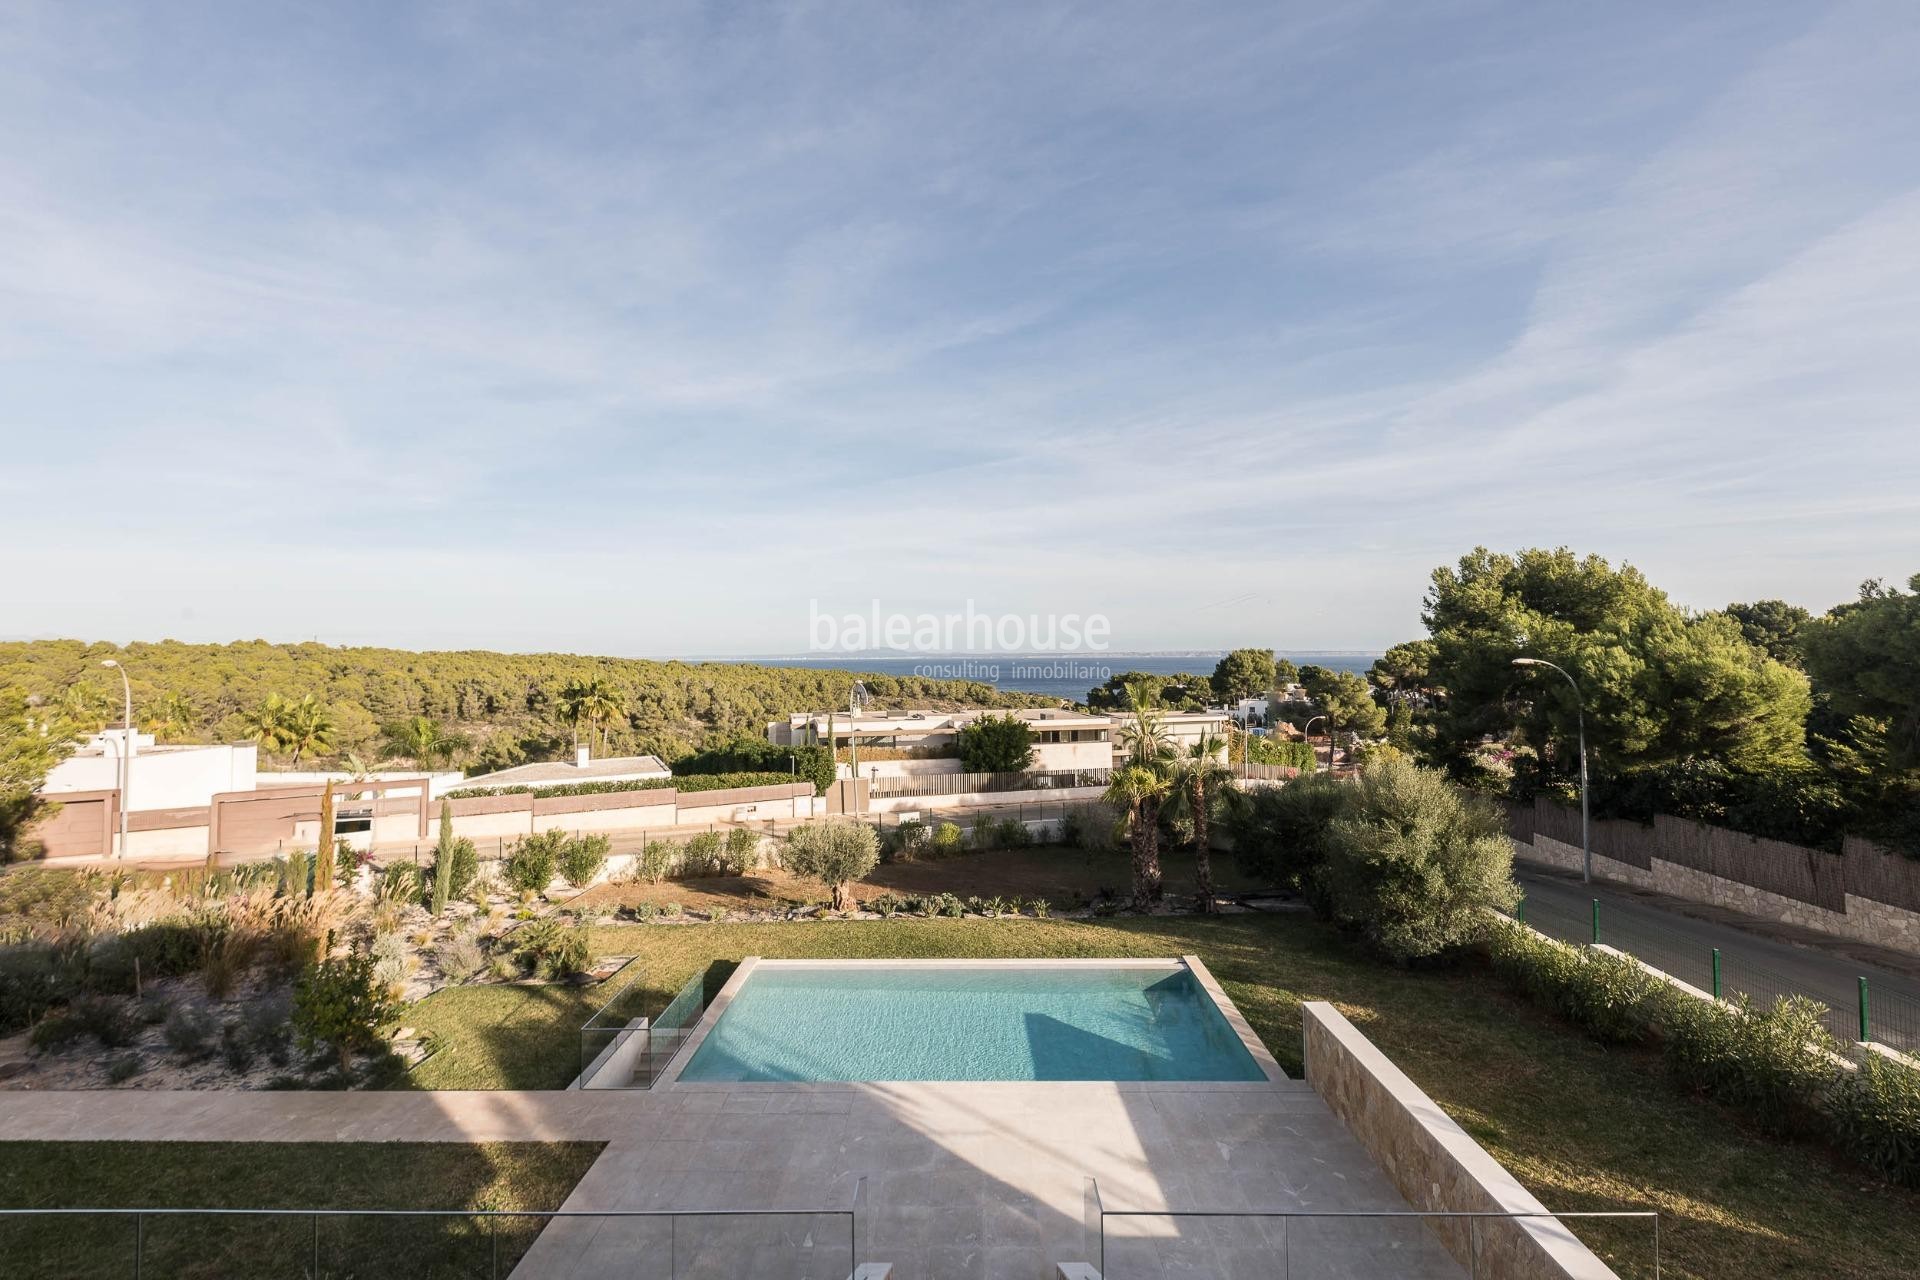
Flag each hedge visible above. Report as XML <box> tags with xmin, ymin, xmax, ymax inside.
<box><xmin>444</xmin><ymin>772</ymin><xmax>796</xmax><ymax>800</ymax></box>
<box><xmin>1487</xmin><ymin>917</ymin><xmax>1920</xmax><ymax>1185</ymax></box>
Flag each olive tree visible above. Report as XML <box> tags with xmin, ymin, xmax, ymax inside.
<box><xmin>784</xmin><ymin>820</ymin><xmax>879</xmax><ymax>910</ymax></box>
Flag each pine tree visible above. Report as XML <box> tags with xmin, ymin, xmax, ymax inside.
<box><xmin>313</xmin><ymin>781</ymin><xmax>336</xmax><ymax>893</ymax></box>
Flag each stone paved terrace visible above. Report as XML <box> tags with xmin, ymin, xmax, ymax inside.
<box><xmin>0</xmin><ymin>1078</ymin><xmax>1461</xmax><ymax>1278</ymax></box>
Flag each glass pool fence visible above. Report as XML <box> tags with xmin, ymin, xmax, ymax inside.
<box><xmin>579</xmin><ymin>967</ymin><xmax>707</xmax><ymax>1089</ymax></box>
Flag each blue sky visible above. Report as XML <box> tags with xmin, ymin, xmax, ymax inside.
<box><xmin>3</xmin><ymin>2</ymin><xmax>1916</xmax><ymax>656</ymax></box>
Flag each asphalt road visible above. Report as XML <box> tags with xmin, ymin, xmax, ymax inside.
<box><xmin>1515</xmin><ymin>866</ymin><xmax>1920</xmax><ymax>1052</ymax></box>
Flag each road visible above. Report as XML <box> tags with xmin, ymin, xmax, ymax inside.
<box><xmin>1515</xmin><ymin>865</ymin><xmax>1920</xmax><ymax>1053</ymax></box>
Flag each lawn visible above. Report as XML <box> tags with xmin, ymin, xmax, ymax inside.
<box><xmin>0</xmin><ymin>1140</ymin><xmax>603</xmax><ymax>1279</ymax></box>
<box><xmin>402</xmin><ymin>911</ymin><xmax>1920</xmax><ymax>1280</ymax></box>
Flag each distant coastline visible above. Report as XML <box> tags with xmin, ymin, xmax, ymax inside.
<box><xmin>702</xmin><ymin>651</ymin><xmax>1380</xmax><ymax>701</ymax></box>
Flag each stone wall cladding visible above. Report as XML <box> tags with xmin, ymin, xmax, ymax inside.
<box><xmin>1303</xmin><ymin>1002</ymin><xmax>1621</xmax><ymax>1279</ymax></box>
<box><xmin>1517</xmin><ymin>835</ymin><xmax>1920</xmax><ymax>957</ymax></box>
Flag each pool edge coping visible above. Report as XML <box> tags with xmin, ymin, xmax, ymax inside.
<box><xmin>658</xmin><ymin>954</ymin><xmax>1286</xmax><ymax>1088</ymax></box>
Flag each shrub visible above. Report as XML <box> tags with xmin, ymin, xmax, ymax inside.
<box><xmin>558</xmin><ymin>833</ymin><xmax>611</xmax><ymax>888</ymax></box>
<box><xmin>957</xmin><ymin>714</ymin><xmax>1036</xmax><ymax>773</ymax></box>
<box><xmin>870</xmin><ymin>893</ymin><xmax>902</xmax><ymax>918</ymax></box>
<box><xmin>282</xmin><ymin>849</ymin><xmax>311</xmax><ymax>899</ymax></box>
<box><xmin>379</xmin><ymin>862</ymin><xmax>422</xmax><ymax>905</ymax></box>
<box><xmin>888</xmin><ymin>820</ymin><xmax>929</xmax><ymax>861</ymax></box>
<box><xmin>370</xmin><ymin>931</ymin><xmax>410</xmax><ymax>994</ymax></box>
<box><xmin>29</xmin><ymin>1010</ymin><xmax>88</xmax><ymax>1051</ymax></box>
<box><xmin>1059</xmin><ymin>811</ymin><xmax>1084</xmax><ymax>847</ymax></box>
<box><xmin>723</xmin><ymin>827</ymin><xmax>760</xmax><ymax>875</ymax></box>
<box><xmin>930</xmin><ymin>892</ymin><xmax>964</xmax><ymax>918</ymax></box>
<box><xmin>680</xmin><ymin>831</ymin><xmax>726</xmax><ymax>877</ymax></box>
<box><xmin>931</xmin><ymin>822</ymin><xmax>965</xmax><ymax>855</ymax></box>
<box><xmin>1223</xmin><ymin>773</ymin><xmax>1355</xmax><ymax>895</ymax></box>
<box><xmin>1487</xmin><ymin>923</ymin><xmax>1665</xmax><ymax>1044</ymax></box>
<box><xmin>293</xmin><ymin>950</ymin><xmax>403</xmax><ymax>1073</ymax></box>
<box><xmin>1027</xmin><ymin>897</ymin><xmax>1051</xmax><ymax>918</ymax></box>
<box><xmin>104</xmin><ymin>1053</ymin><xmax>142</xmax><ymax>1084</ymax></box>
<box><xmin>221</xmin><ymin>1019</ymin><xmax>256</xmax><ymax>1073</ymax></box>
<box><xmin>435</xmin><ymin>934</ymin><xmax>487</xmax><ymax>985</ymax></box>
<box><xmin>1663</xmin><ymin>994</ymin><xmax>1840</xmax><ymax>1136</ymax></box>
<box><xmin>242</xmin><ymin>994</ymin><xmax>293</xmax><ymax>1065</ymax></box>
<box><xmin>1316</xmin><ymin>760</ymin><xmax>1519</xmax><ymax>961</ymax></box>
<box><xmin>513</xmin><ymin>919</ymin><xmax>592</xmax><ymax>979</ymax></box>
<box><xmin>1830</xmin><ymin>1053</ymin><xmax>1920</xmax><ymax>1187</ymax></box>
<box><xmin>784</xmin><ymin>821</ymin><xmax>880</xmax><ymax>910</ymax></box>
<box><xmin>503</xmin><ymin>831</ymin><xmax>565</xmax><ymax>893</ymax></box>
<box><xmin>636</xmin><ymin>838</ymin><xmax>677</xmax><ymax>885</ymax></box>
<box><xmin>671</xmin><ymin>737</ymin><xmax>836</xmax><ymax>795</ymax></box>
<box><xmin>335</xmin><ymin>841</ymin><xmax>371</xmax><ymax>890</ymax></box>
<box><xmin>995</xmin><ymin>818</ymin><xmax>1031</xmax><ymax>849</ymax></box>
<box><xmin>163</xmin><ymin>1005</ymin><xmax>218</xmax><ymax>1060</ymax></box>
<box><xmin>1</xmin><ymin>945</ymin><xmax>66</xmax><ymax>1034</ymax></box>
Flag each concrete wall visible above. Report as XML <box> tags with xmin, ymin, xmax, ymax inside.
<box><xmin>1519</xmin><ymin>833</ymin><xmax>1920</xmax><ymax>956</ymax></box>
<box><xmin>867</xmin><ymin>784</ymin><xmax>1109</xmax><ymax>814</ymax></box>
<box><xmin>41</xmin><ymin>736</ymin><xmax>258</xmax><ymax>811</ymax></box>
<box><xmin>1302</xmin><ymin>1002</ymin><xmax>1620</xmax><ymax>1280</ymax></box>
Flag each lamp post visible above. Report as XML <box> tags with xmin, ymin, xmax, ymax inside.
<box><xmin>848</xmin><ymin>682</ymin><xmax>870</xmax><ymax>815</ymax></box>
<box><xmin>1303</xmin><ymin>715</ymin><xmax>1328</xmax><ymax>773</ymax></box>
<box><xmin>1513</xmin><ymin>657</ymin><xmax>1589</xmax><ymax>884</ymax></box>
<box><xmin>100</xmin><ymin>659</ymin><xmax>133</xmax><ymax>859</ymax></box>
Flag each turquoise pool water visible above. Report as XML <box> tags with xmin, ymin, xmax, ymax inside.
<box><xmin>677</xmin><ymin>964</ymin><xmax>1266</xmax><ymax>1083</ymax></box>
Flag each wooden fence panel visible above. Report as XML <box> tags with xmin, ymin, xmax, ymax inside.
<box><xmin>1590</xmin><ymin>816</ymin><xmax>1653</xmax><ymax>869</ymax></box>
<box><xmin>1845</xmin><ymin>837</ymin><xmax>1920</xmax><ymax>913</ymax></box>
<box><xmin>1700</xmin><ymin>826</ymin><xmax>1844</xmax><ymax>911</ymax></box>
<box><xmin>1649</xmin><ymin>814</ymin><xmax>1711</xmax><ymax>872</ymax></box>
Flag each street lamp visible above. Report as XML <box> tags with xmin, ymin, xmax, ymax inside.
<box><xmin>848</xmin><ymin>682</ymin><xmax>870</xmax><ymax>814</ymax></box>
<box><xmin>1303</xmin><ymin>715</ymin><xmax>1328</xmax><ymax>773</ymax></box>
<box><xmin>100</xmin><ymin>659</ymin><xmax>133</xmax><ymax>860</ymax></box>
<box><xmin>1513</xmin><ymin>657</ymin><xmax>1589</xmax><ymax>884</ymax></box>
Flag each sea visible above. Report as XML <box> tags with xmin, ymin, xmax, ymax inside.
<box><xmin>705</xmin><ymin>652</ymin><xmax>1379</xmax><ymax>702</ymax></box>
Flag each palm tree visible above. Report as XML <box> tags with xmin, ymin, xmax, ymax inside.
<box><xmin>1104</xmin><ymin>764</ymin><xmax>1172</xmax><ymax>911</ymax></box>
<box><xmin>559</xmin><ymin>675</ymin><xmax>624</xmax><ymax>754</ymax></box>
<box><xmin>380</xmin><ymin>716</ymin><xmax>469</xmax><ymax>769</ymax></box>
<box><xmin>239</xmin><ymin>693</ymin><xmax>293</xmax><ymax>755</ymax></box>
<box><xmin>1166</xmin><ymin>732</ymin><xmax>1233</xmax><ymax>912</ymax></box>
<box><xmin>277</xmin><ymin>695</ymin><xmax>336</xmax><ymax>767</ymax></box>
<box><xmin>1115</xmin><ymin>680</ymin><xmax>1175</xmax><ymax>769</ymax></box>
<box><xmin>148</xmin><ymin>692</ymin><xmax>197</xmax><ymax>742</ymax></box>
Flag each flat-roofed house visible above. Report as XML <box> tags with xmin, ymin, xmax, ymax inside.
<box><xmin>768</xmin><ymin>708</ymin><xmax>1113</xmax><ymax>775</ymax></box>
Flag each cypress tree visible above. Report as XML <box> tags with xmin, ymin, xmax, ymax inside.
<box><xmin>431</xmin><ymin>798</ymin><xmax>455</xmax><ymax>916</ymax></box>
<box><xmin>313</xmin><ymin>781</ymin><xmax>336</xmax><ymax>894</ymax></box>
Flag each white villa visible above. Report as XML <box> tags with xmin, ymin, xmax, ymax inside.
<box><xmin>767</xmin><ymin>705</ymin><xmax>1231</xmax><ymax>774</ymax></box>
<box><xmin>768</xmin><ymin>707</ymin><xmax>1115</xmax><ymax>775</ymax></box>
<box><xmin>458</xmin><ymin>746</ymin><xmax>671</xmax><ymax>791</ymax></box>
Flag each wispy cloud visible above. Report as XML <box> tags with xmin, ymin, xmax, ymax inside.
<box><xmin>1</xmin><ymin>1</ymin><xmax>1915</xmax><ymax>653</ymax></box>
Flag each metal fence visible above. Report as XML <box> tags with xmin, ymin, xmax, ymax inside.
<box><xmin>1517</xmin><ymin>892</ymin><xmax>1920</xmax><ymax>1053</ymax></box>
<box><xmin>0</xmin><ymin>1194</ymin><xmax>864</xmax><ymax>1280</ymax></box>
<box><xmin>1084</xmin><ymin>1180</ymin><xmax>1659</xmax><ymax>1279</ymax></box>
<box><xmin>868</xmin><ymin>768</ymin><xmax>1111</xmax><ymax>798</ymax></box>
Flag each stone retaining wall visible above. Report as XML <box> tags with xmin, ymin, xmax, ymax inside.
<box><xmin>1302</xmin><ymin>1002</ymin><xmax>1620</xmax><ymax>1280</ymax></box>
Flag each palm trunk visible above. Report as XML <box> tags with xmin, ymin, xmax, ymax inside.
<box><xmin>1192</xmin><ymin>778</ymin><xmax>1216</xmax><ymax>912</ymax></box>
<box><xmin>1129</xmin><ymin>800</ymin><xmax>1153</xmax><ymax>911</ymax></box>
<box><xmin>1140</xmin><ymin>796</ymin><xmax>1164</xmax><ymax>905</ymax></box>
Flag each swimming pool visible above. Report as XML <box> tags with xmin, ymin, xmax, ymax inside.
<box><xmin>675</xmin><ymin>959</ymin><xmax>1270</xmax><ymax>1083</ymax></box>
